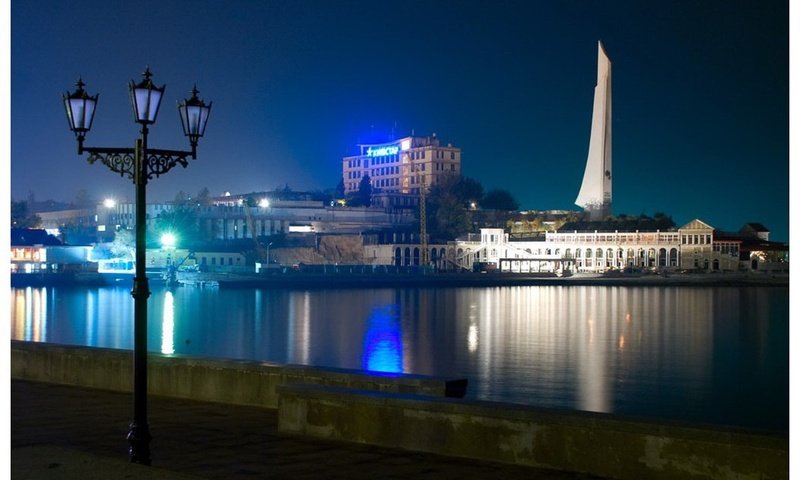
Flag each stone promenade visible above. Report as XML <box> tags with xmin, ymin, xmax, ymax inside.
<box><xmin>11</xmin><ymin>380</ymin><xmax>601</xmax><ymax>479</ymax></box>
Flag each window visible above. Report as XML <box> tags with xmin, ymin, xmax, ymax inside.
<box><xmin>451</xmin><ymin>152</ymin><xmax>455</xmax><ymax>159</ymax></box>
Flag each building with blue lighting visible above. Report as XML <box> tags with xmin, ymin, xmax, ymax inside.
<box><xmin>342</xmin><ymin>134</ymin><xmax>462</xmax><ymax>199</ymax></box>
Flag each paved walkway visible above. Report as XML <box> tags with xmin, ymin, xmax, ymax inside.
<box><xmin>12</xmin><ymin>380</ymin><xmax>603</xmax><ymax>479</ymax></box>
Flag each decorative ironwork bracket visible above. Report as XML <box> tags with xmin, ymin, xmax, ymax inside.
<box><xmin>83</xmin><ymin>146</ymin><xmax>195</xmax><ymax>183</ymax></box>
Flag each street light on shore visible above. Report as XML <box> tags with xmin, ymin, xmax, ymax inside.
<box><xmin>63</xmin><ymin>68</ymin><xmax>212</xmax><ymax>465</ymax></box>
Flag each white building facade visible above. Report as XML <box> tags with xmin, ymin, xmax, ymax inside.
<box><xmin>446</xmin><ymin>219</ymin><xmax>743</xmax><ymax>274</ymax></box>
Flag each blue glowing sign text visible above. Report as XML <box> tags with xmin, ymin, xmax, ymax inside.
<box><xmin>367</xmin><ymin>145</ymin><xmax>399</xmax><ymax>157</ymax></box>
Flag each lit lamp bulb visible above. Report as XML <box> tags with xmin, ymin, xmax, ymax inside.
<box><xmin>161</xmin><ymin>233</ymin><xmax>177</xmax><ymax>249</ymax></box>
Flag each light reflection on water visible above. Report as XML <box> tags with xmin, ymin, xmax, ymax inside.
<box><xmin>10</xmin><ymin>285</ymin><xmax>788</xmax><ymax>432</ymax></box>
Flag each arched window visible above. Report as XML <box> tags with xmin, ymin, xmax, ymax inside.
<box><xmin>394</xmin><ymin>247</ymin><xmax>402</xmax><ymax>267</ymax></box>
<box><xmin>585</xmin><ymin>249</ymin><xmax>592</xmax><ymax>259</ymax></box>
<box><xmin>404</xmin><ymin>247</ymin><xmax>411</xmax><ymax>266</ymax></box>
<box><xmin>413</xmin><ymin>248</ymin><xmax>420</xmax><ymax>266</ymax></box>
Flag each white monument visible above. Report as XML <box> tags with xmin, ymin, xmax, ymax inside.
<box><xmin>575</xmin><ymin>41</ymin><xmax>612</xmax><ymax>221</ymax></box>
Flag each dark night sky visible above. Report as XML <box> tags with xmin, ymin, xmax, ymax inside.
<box><xmin>10</xmin><ymin>0</ymin><xmax>789</xmax><ymax>240</ymax></box>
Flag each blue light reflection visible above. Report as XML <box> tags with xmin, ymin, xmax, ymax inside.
<box><xmin>361</xmin><ymin>305</ymin><xmax>402</xmax><ymax>373</ymax></box>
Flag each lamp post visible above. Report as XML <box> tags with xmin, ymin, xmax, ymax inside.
<box><xmin>63</xmin><ymin>68</ymin><xmax>212</xmax><ymax>465</ymax></box>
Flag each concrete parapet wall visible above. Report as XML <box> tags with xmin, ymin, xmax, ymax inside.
<box><xmin>277</xmin><ymin>384</ymin><xmax>788</xmax><ymax>480</ymax></box>
<box><xmin>10</xmin><ymin>341</ymin><xmax>466</xmax><ymax>408</ymax></box>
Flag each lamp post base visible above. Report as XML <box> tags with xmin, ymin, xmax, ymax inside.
<box><xmin>127</xmin><ymin>421</ymin><xmax>152</xmax><ymax>465</ymax></box>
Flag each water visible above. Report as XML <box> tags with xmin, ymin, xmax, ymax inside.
<box><xmin>11</xmin><ymin>284</ymin><xmax>788</xmax><ymax>433</ymax></box>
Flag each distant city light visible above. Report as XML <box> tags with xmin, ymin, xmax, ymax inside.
<box><xmin>259</xmin><ymin>198</ymin><xmax>270</xmax><ymax>208</ymax></box>
<box><xmin>103</xmin><ymin>198</ymin><xmax>116</xmax><ymax>208</ymax></box>
<box><xmin>161</xmin><ymin>233</ymin><xmax>177</xmax><ymax>249</ymax></box>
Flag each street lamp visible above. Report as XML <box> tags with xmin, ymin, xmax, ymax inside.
<box><xmin>63</xmin><ymin>68</ymin><xmax>212</xmax><ymax>465</ymax></box>
<box><xmin>160</xmin><ymin>232</ymin><xmax>177</xmax><ymax>250</ymax></box>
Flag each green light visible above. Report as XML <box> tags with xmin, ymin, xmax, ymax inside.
<box><xmin>161</xmin><ymin>233</ymin><xmax>177</xmax><ymax>248</ymax></box>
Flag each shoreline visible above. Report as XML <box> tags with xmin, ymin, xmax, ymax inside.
<box><xmin>210</xmin><ymin>272</ymin><xmax>790</xmax><ymax>288</ymax></box>
<box><xmin>11</xmin><ymin>270</ymin><xmax>789</xmax><ymax>289</ymax></box>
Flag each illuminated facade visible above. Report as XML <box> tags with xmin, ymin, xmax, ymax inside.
<box><xmin>448</xmin><ymin>219</ymin><xmax>751</xmax><ymax>274</ymax></box>
<box><xmin>342</xmin><ymin>134</ymin><xmax>461</xmax><ymax>196</ymax></box>
<box><xmin>575</xmin><ymin>41</ymin><xmax>613</xmax><ymax>221</ymax></box>
<box><xmin>11</xmin><ymin>229</ymin><xmax>93</xmax><ymax>275</ymax></box>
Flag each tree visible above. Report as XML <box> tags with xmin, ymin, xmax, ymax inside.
<box><xmin>72</xmin><ymin>189</ymin><xmax>95</xmax><ymax>208</ymax></box>
<box><xmin>347</xmin><ymin>175</ymin><xmax>372</xmax><ymax>207</ymax></box>
<box><xmin>335</xmin><ymin>178</ymin><xmax>345</xmax><ymax>199</ymax></box>
<box><xmin>426</xmin><ymin>174</ymin><xmax>477</xmax><ymax>241</ymax></box>
<box><xmin>110</xmin><ymin>229</ymin><xmax>136</xmax><ymax>260</ymax></box>
<box><xmin>196</xmin><ymin>187</ymin><xmax>212</xmax><ymax>206</ymax></box>
<box><xmin>481</xmin><ymin>189</ymin><xmax>519</xmax><ymax>211</ymax></box>
<box><xmin>173</xmin><ymin>191</ymin><xmax>190</xmax><ymax>206</ymax></box>
<box><xmin>11</xmin><ymin>201</ymin><xmax>41</xmax><ymax>228</ymax></box>
<box><xmin>152</xmin><ymin>206</ymin><xmax>199</xmax><ymax>247</ymax></box>
<box><xmin>453</xmin><ymin>176</ymin><xmax>484</xmax><ymax>208</ymax></box>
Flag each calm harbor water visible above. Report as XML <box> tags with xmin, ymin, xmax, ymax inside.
<box><xmin>11</xmin><ymin>284</ymin><xmax>788</xmax><ymax>433</ymax></box>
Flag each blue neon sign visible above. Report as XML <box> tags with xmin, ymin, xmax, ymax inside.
<box><xmin>366</xmin><ymin>145</ymin><xmax>399</xmax><ymax>157</ymax></box>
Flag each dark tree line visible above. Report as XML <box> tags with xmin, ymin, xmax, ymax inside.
<box><xmin>11</xmin><ymin>201</ymin><xmax>41</xmax><ymax>228</ymax></box>
<box><xmin>426</xmin><ymin>174</ymin><xmax>520</xmax><ymax>242</ymax></box>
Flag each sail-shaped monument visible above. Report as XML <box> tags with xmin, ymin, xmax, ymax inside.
<box><xmin>575</xmin><ymin>41</ymin><xmax>612</xmax><ymax>221</ymax></box>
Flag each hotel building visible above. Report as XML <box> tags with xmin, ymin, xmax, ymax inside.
<box><xmin>342</xmin><ymin>134</ymin><xmax>461</xmax><ymax>197</ymax></box>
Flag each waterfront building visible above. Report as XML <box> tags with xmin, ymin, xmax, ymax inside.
<box><xmin>34</xmin><ymin>195</ymin><xmax>416</xmax><ymax>244</ymax></box>
<box><xmin>10</xmin><ymin>228</ymin><xmax>93</xmax><ymax>275</ymax></box>
<box><xmin>342</xmin><ymin>134</ymin><xmax>462</xmax><ymax>208</ymax></box>
<box><xmin>36</xmin><ymin>203</ymin><xmax>174</xmax><ymax>243</ymax></box>
<box><xmin>575</xmin><ymin>41</ymin><xmax>613</xmax><ymax>221</ymax></box>
<box><xmin>363</xmin><ymin>239</ymin><xmax>451</xmax><ymax>270</ymax></box>
<box><xmin>447</xmin><ymin>219</ymin><xmax>785</xmax><ymax>274</ymax></box>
